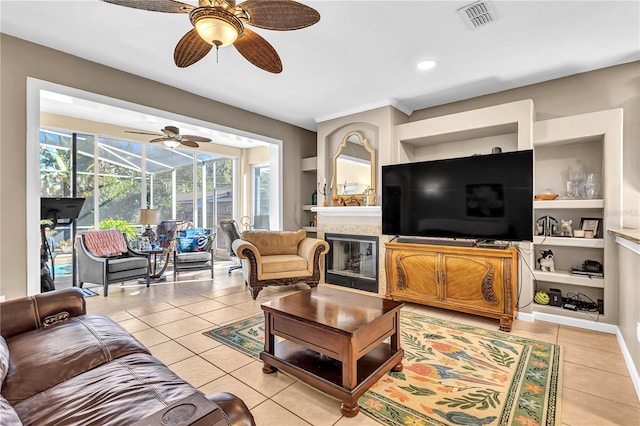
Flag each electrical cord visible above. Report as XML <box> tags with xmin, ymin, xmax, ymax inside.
<box><xmin>563</xmin><ymin>291</ymin><xmax>600</xmax><ymax>322</ymax></box>
<box><xmin>514</xmin><ymin>244</ymin><xmax>537</xmax><ymax>309</ymax></box>
<box><xmin>513</xmin><ymin>239</ymin><xmax>601</xmax><ymax>323</ymax></box>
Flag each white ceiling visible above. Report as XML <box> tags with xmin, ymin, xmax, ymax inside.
<box><xmin>1</xmin><ymin>0</ymin><xmax>639</xmax><ymax>134</ymax></box>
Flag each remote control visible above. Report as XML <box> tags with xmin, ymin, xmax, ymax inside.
<box><xmin>563</xmin><ymin>303</ymin><xmax>577</xmax><ymax>311</ymax></box>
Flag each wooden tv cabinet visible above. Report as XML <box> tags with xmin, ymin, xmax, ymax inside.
<box><xmin>385</xmin><ymin>241</ymin><xmax>518</xmax><ymax>331</ymax></box>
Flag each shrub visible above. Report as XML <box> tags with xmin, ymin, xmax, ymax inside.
<box><xmin>98</xmin><ymin>218</ymin><xmax>137</xmax><ymax>242</ymax></box>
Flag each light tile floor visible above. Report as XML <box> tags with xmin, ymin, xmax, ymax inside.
<box><xmin>83</xmin><ymin>267</ymin><xmax>640</xmax><ymax>425</ymax></box>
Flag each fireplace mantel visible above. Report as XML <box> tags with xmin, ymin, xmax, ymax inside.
<box><xmin>311</xmin><ymin>206</ymin><xmax>381</xmax><ymax>217</ymax></box>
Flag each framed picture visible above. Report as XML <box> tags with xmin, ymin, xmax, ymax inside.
<box><xmin>138</xmin><ymin>236</ymin><xmax>152</xmax><ymax>251</ymax></box>
<box><xmin>580</xmin><ymin>217</ymin><xmax>602</xmax><ymax>238</ymax></box>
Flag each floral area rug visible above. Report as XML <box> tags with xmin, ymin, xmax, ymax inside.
<box><xmin>204</xmin><ymin>311</ymin><xmax>561</xmax><ymax>426</ymax></box>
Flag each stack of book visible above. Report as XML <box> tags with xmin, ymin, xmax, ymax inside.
<box><xmin>570</xmin><ymin>267</ymin><xmax>604</xmax><ymax>278</ymax></box>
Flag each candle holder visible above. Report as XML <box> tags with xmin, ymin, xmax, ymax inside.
<box><xmin>318</xmin><ymin>182</ymin><xmax>328</xmax><ymax>206</ymax></box>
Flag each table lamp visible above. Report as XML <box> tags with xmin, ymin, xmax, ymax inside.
<box><xmin>139</xmin><ymin>208</ymin><xmax>160</xmax><ymax>241</ymax></box>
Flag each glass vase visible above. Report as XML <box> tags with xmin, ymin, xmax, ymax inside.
<box><xmin>579</xmin><ymin>173</ymin><xmax>600</xmax><ymax>199</ymax></box>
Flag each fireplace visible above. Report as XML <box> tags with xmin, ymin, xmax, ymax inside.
<box><xmin>324</xmin><ymin>233</ymin><xmax>378</xmax><ymax>293</ymax></box>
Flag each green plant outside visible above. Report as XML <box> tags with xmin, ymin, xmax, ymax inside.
<box><xmin>98</xmin><ymin>218</ymin><xmax>137</xmax><ymax>242</ymax></box>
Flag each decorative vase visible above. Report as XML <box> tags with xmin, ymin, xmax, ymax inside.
<box><xmin>365</xmin><ymin>193</ymin><xmax>376</xmax><ymax>206</ymax></box>
<box><xmin>311</xmin><ymin>190</ymin><xmax>317</xmax><ymax>205</ymax></box>
<box><xmin>579</xmin><ymin>173</ymin><xmax>600</xmax><ymax>199</ymax></box>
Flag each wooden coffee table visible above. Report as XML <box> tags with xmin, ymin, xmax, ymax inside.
<box><xmin>260</xmin><ymin>286</ymin><xmax>404</xmax><ymax>417</ymax></box>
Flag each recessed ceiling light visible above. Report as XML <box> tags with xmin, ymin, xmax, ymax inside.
<box><xmin>417</xmin><ymin>60</ymin><xmax>437</xmax><ymax>71</ymax></box>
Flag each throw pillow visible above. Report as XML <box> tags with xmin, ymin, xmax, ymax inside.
<box><xmin>0</xmin><ymin>336</ymin><xmax>8</xmax><ymax>391</ymax></box>
<box><xmin>184</xmin><ymin>228</ymin><xmax>211</xmax><ymax>238</ymax></box>
<box><xmin>176</xmin><ymin>237</ymin><xmax>197</xmax><ymax>253</ymax></box>
<box><xmin>195</xmin><ymin>234</ymin><xmax>214</xmax><ymax>252</ymax></box>
<box><xmin>0</xmin><ymin>394</ymin><xmax>22</xmax><ymax>426</ymax></box>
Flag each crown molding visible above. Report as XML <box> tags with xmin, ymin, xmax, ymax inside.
<box><xmin>315</xmin><ymin>98</ymin><xmax>412</xmax><ymax>124</ymax></box>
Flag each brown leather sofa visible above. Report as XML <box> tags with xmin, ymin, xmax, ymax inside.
<box><xmin>0</xmin><ymin>288</ymin><xmax>255</xmax><ymax>426</ymax></box>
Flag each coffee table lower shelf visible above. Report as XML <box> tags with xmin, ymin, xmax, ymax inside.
<box><xmin>260</xmin><ymin>340</ymin><xmax>404</xmax><ymax>416</ymax></box>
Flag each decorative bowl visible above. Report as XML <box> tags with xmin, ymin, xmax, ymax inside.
<box><xmin>534</xmin><ymin>193</ymin><xmax>559</xmax><ymax>200</ymax></box>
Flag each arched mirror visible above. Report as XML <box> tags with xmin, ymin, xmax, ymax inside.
<box><xmin>331</xmin><ymin>131</ymin><xmax>376</xmax><ymax>199</ymax></box>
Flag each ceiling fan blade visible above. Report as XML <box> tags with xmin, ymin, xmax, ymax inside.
<box><xmin>180</xmin><ymin>140</ymin><xmax>200</xmax><ymax>148</ymax></box>
<box><xmin>238</xmin><ymin>0</ymin><xmax>320</xmax><ymax>30</ymax></box>
<box><xmin>182</xmin><ymin>135</ymin><xmax>212</xmax><ymax>143</ymax></box>
<box><xmin>233</xmin><ymin>28</ymin><xmax>282</xmax><ymax>74</ymax></box>
<box><xmin>125</xmin><ymin>130</ymin><xmax>163</xmax><ymax>136</ymax></box>
<box><xmin>149</xmin><ymin>138</ymin><xmax>168</xmax><ymax>143</ymax></box>
<box><xmin>102</xmin><ymin>0</ymin><xmax>194</xmax><ymax>13</ymax></box>
<box><xmin>161</xmin><ymin>126</ymin><xmax>180</xmax><ymax>137</ymax></box>
<box><xmin>174</xmin><ymin>29</ymin><xmax>213</xmax><ymax>68</ymax></box>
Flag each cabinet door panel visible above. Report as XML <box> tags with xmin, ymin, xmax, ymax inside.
<box><xmin>388</xmin><ymin>250</ymin><xmax>439</xmax><ymax>301</ymax></box>
<box><xmin>441</xmin><ymin>255</ymin><xmax>505</xmax><ymax>312</ymax></box>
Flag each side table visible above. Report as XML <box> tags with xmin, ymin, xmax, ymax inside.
<box><xmin>140</xmin><ymin>248</ymin><xmax>171</xmax><ymax>282</ymax></box>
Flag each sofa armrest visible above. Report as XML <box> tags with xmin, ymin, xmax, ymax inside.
<box><xmin>232</xmin><ymin>239</ymin><xmax>263</xmax><ymax>277</ymax></box>
<box><xmin>131</xmin><ymin>392</ymin><xmax>251</xmax><ymax>426</ymax></box>
<box><xmin>297</xmin><ymin>237</ymin><xmax>329</xmax><ymax>261</ymax></box>
<box><xmin>232</xmin><ymin>239</ymin><xmax>261</xmax><ymax>262</ymax></box>
<box><xmin>0</xmin><ymin>288</ymin><xmax>86</xmax><ymax>339</ymax></box>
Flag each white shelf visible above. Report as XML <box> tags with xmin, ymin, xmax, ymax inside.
<box><xmin>531</xmin><ymin>304</ymin><xmax>607</xmax><ymax>321</ymax></box>
<box><xmin>533</xmin><ymin>199</ymin><xmax>604</xmax><ymax>209</ymax></box>
<box><xmin>533</xmin><ymin>270</ymin><xmax>604</xmax><ymax>288</ymax></box>
<box><xmin>303</xmin><ymin>226</ymin><xmax>317</xmax><ymax>233</ymax></box>
<box><xmin>311</xmin><ymin>206</ymin><xmax>381</xmax><ymax>217</ymax></box>
<box><xmin>301</xmin><ymin>157</ymin><xmax>317</xmax><ymax>172</ymax></box>
<box><xmin>533</xmin><ymin>236</ymin><xmax>605</xmax><ymax>248</ymax></box>
<box><xmin>303</xmin><ymin>205</ymin><xmax>316</xmax><ymax>211</ymax></box>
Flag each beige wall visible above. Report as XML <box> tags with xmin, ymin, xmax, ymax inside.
<box><xmin>617</xmin><ymin>242</ymin><xmax>640</xmax><ymax>377</ymax></box>
<box><xmin>0</xmin><ymin>34</ymin><xmax>315</xmax><ymax>300</ymax></box>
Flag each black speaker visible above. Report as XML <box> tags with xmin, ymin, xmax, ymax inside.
<box><xmin>549</xmin><ymin>288</ymin><xmax>563</xmax><ymax>307</ymax></box>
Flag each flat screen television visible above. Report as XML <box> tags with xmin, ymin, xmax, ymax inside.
<box><xmin>382</xmin><ymin>150</ymin><xmax>533</xmax><ymax>242</ymax></box>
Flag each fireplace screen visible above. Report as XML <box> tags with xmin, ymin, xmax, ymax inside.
<box><xmin>324</xmin><ymin>233</ymin><xmax>378</xmax><ymax>293</ymax></box>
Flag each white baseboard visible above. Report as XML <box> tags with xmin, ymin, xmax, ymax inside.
<box><xmin>532</xmin><ymin>311</ymin><xmax>619</xmax><ymax>334</ymax></box>
<box><xmin>519</xmin><ymin>310</ymin><xmax>639</xmax><ymax>401</ymax></box>
<box><xmin>516</xmin><ymin>311</ymin><xmax>535</xmax><ymax>322</ymax></box>
<box><xmin>616</xmin><ymin>327</ymin><xmax>640</xmax><ymax>401</ymax></box>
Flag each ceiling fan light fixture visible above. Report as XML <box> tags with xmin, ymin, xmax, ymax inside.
<box><xmin>190</xmin><ymin>7</ymin><xmax>243</xmax><ymax>47</ymax></box>
<box><xmin>163</xmin><ymin>140</ymin><xmax>181</xmax><ymax>149</ymax></box>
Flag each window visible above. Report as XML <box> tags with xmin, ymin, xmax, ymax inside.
<box><xmin>252</xmin><ymin>164</ymin><xmax>270</xmax><ymax>229</ymax></box>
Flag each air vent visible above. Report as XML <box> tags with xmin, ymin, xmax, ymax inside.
<box><xmin>458</xmin><ymin>0</ymin><xmax>497</xmax><ymax>29</ymax></box>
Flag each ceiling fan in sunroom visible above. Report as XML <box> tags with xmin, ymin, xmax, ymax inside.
<box><xmin>126</xmin><ymin>126</ymin><xmax>211</xmax><ymax>148</ymax></box>
<box><xmin>102</xmin><ymin>0</ymin><xmax>321</xmax><ymax>73</ymax></box>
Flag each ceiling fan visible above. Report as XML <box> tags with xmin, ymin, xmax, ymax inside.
<box><xmin>102</xmin><ymin>0</ymin><xmax>321</xmax><ymax>73</ymax></box>
<box><xmin>126</xmin><ymin>125</ymin><xmax>211</xmax><ymax>148</ymax></box>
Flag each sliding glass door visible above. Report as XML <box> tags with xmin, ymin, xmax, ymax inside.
<box><xmin>40</xmin><ymin>128</ymin><xmax>238</xmax><ymax>288</ymax></box>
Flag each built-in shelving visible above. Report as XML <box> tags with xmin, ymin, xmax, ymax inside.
<box><xmin>529</xmin><ymin>109</ymin><xmax>622</xmax><ymax>327</ymax></box>
<box><xmin>533</xmin><ymin>236</ymin><xmax>605</xmax><ymax>248</ymax></box>
<box><xmin>532</xmin><ymin>303</ymin><xmax>603</xmax><ymax>321</ymax></box>
<box><xmin>533</xmin><ymin>199</ymin><xmax>604</xmax><ymax>209</ymax></box>
<box><xmin>301</xmin><ymin>157</ymin><xmax>318</xmax><ymax>233</ymax></box>
<box><xmin>533</xmin><ymin>270</ymin><xmax>604</xmax><ymax>288</ymax></box>
<box><xmin>301</xmin><ymin>156</ymin><xmax>317</xmax><ymax>172</ymax></box>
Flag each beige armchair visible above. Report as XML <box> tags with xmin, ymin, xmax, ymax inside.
<box><xmin>232</xmin><ymin>230</ymin><xmax>329</xmax><ymax>299</ymax></box>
